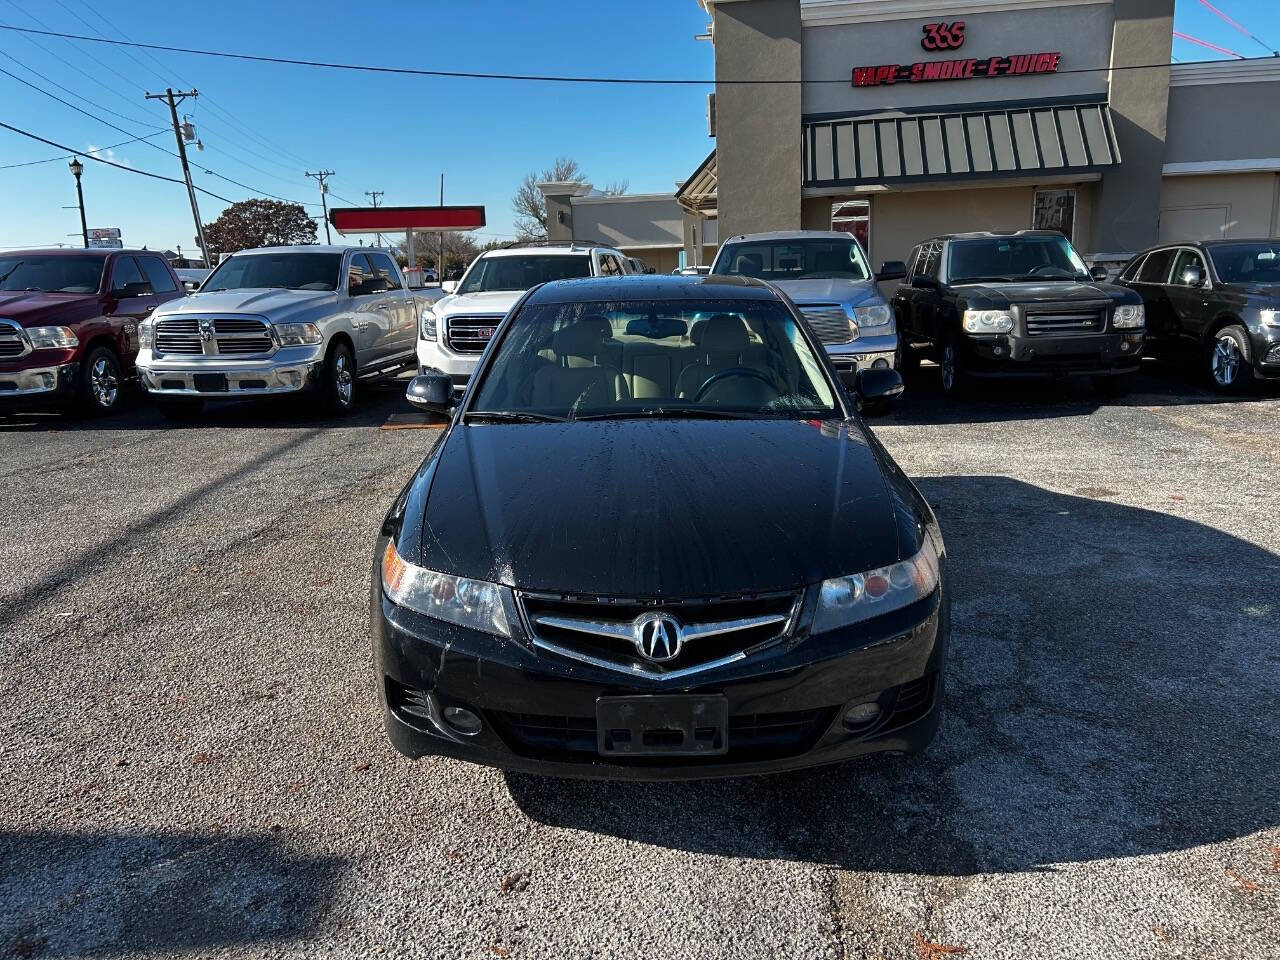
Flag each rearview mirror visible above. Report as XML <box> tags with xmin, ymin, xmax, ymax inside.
<box><xmin>1090</xmin><ymin>265</ymin><xmax>1110</xmax><ymax>282</ymax></box>
<box><xmin>876</xmin><ymin>260</ymin><xmax>908</xmax><ymax>282</ymax></box>
<box><xmin>406</xmin><ymin>374</ymin><xmax>455</xmax><ymax>414</ymax></box>
<box><xmin>1180</xmin><ymin>263</ymin><xmax>1205</xmax><ymax>288</ymax></box>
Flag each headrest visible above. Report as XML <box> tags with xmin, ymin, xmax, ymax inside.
<box><xmin>553</xmin><ymin>319</ymin><xmax>609</xmax><ymax>360</ymax></box>
<box><xmin>700</xmin><ymin>314</ymin><xmax>750</xmax><ymax>354</ymax></box>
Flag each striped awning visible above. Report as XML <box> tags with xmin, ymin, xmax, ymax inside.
<box><xmin>804</xmin><ymin>100</ymin><xmax>1120</xmax><ymax>189</ymax></box>
<box><xmin>676</xmin><ymin>150</ymin><xmax>718</xmax><ymax>215</ymax></box>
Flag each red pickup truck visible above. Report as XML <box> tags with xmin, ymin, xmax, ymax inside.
<box><xmin>0</xmin><ymin>248</ymin><xmax>185</xmax><ymax>415</ymax></box>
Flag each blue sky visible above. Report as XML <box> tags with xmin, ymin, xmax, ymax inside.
<box><xmin>0</xmin><ymin>0</ymin><xmax>1274</xmax><ymax>253</ymax></box>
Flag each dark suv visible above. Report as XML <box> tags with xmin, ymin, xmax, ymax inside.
<box><xmin>893</xmin><ymin>231</ymin><xmax>1146</xmax><ymax>397</ymax></box>
<box><xmin>0</xmin><ymin>249</ymin><xmax>185</xmax><ymax>415</ymax></box>
<box><xmin>1116</xmin><ymin>239</ymin><xmax>1280</xmax><ymax>392</ymax></box>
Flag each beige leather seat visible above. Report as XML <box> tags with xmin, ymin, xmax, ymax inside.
<box><xmin>531</xmin><ymin>320</ymin><xmax>630</xmax><ymax>408</ymax></box>
<box><xmin>676</xmin><ymin>314</ymin><xmax>772</xmax><ymax>399</ymax></box>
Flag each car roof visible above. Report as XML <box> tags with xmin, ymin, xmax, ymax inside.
<box><xmin>525</xmin><ymin>274</ymin><xmax>780</xmax><ymax>305</ymax></box>
<box><xmin>722</xmin><ymin>230</ymin><xmax>858</xmax><ymax>243</ymax></box>
<box><xmin>232</xmin><ymin>245</ymin><xmax>360</xmax><ymax>256</ymax></box>
<box><xmin>921</xmin><ymin>230</ymin><xmax>1068</xmax><ymax>244</ymax></box>
<box><xmin>479</xmin><ymin>245</ymin><xmax>602</xmax><ymax>258</ymax></box>
<box><xmin>0</xmin><ymin>247</ymin><xmax>118</xmax><ymax>258</ymax></box>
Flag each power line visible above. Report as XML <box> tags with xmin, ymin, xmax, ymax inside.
<box><xmin>4</xmin><ymin>21</ymin><xmax>1273</xmax><ymax>84</ymax></box>
<box><xmin>0</xmin><ymin>130</ymin><xmax>166</xmax><ymax>170</ymax></box>
<box><xmin>1194</xmin><ymin>0</ymin><xmax>1279</xmax><ymax>57</ymax></box>
<box><xmin>1173</xmin><ymin>31</ymin><xmax>1244</xmax><ymax>59</ymax></box>
<box><xmin>0</xmin><ymin>47</ymin><xmax>166</xmax><ymax>130</ymax></box>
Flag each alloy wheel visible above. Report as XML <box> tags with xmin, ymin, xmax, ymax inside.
<box><xmin>940</xmin><ymin>344</ymin><xmax>956</xmax><ymax>392</ymax></box>
<box><xmin>335</xmin><ymin>352</ymin><xmax>353</xmax><ymax>405</ymax></box>
<box><xmin>91</xmin><ymin>355</ymin><xmax>119</xmax><ymax>409</ymax></box>
<box><xmin>1211</xmin><ymin>335</ymin><xmax>1241</xmax><ymax>387</ymax></box>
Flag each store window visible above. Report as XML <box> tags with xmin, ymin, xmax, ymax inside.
<box><xmin>831</xmin><ymin>200</ymin><xmax>871</xmax><ymax>258</ymax></box>
<box><xmin>1033</xmin><ymin>189</ymin><xmax>1076</xmax><ymax>241</ymax></box>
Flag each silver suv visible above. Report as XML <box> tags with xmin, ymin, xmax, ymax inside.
<box><xmin>709</xmin><ymin>231</ymin><xmax>907</xmax><ymax>375</ymax></box>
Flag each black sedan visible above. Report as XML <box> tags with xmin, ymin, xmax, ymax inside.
<box><xmin>372</xmin><ymin>275</ymin><xmax>947</xmax><ymax>779</ymax></box>
<box><xmin>1117</xmin><ymin>239</ymin><xmax>1280</xmax><ymax>391</ymax></box>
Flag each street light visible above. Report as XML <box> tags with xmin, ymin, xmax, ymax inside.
<box><xmin>68</xmin><ymin>156</ymin><xmax>88</xmax><ymax>249</ymax></box>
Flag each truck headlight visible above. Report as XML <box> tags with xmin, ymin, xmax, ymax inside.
<box><xmin>26</xmin><ymin>326</ymin><xmax>80</xmax><ymax>350</ymax></box>
<box><xmin>812</xmin><ymin>530</ymin><xmax>941</xmax><ymax>635</ymax></box>
<box><xmin>421</xmin><ymin>306</ymin><xmax>437</xmax><ymax>341</ymax></box>
<box><xmin>1113</xmin><ymin>304</ymin><xmax>1145</xmax><ymax>329</ymax></box>
<box><xmin>138</xmin><ymin>319</ymin><xmax>154</xmax><ymax>349</ymax></box>
<box><xmin>273</xmin><ymin>322</ymin><xmax>322</xmax><ymax>346</ymax></box>
<box><xmin>381</xmin><ymin>541</ymin><xmax>509</xmax><ymax>637</ymax></box>
<box><xmin>961</xmin><ymin>310</ymin><xmax>1014</xmax><ymax>334</ymax></box>
<box><xmin>852</xmin><ymin>303</ymin><xmax>892</xmax><ymax>328</ymax></box>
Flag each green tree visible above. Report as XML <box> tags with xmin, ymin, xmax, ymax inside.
<box><xmin>202</xmin><ymin>199</ymin><xmax>317</xmax><ymax>259</ymax></box>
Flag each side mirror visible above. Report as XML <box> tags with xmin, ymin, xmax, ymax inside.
<box><xmin>876</xmin><ymin>260</ymin><xmax>908</xmax><ymax>282</ymax></box>
<box><xmin>406</xmin><ymin>374</ymin><xmax>455</xmax><ymax>414</ymax></box>
<box><xmin>910</xmin><ymin>275</ymin><xmax>939</xmax><ymax>290</ymax></box>
<box><xmin>854</xmin><ymin>367</ymin><xmax>905</xmax><ymax>403</ymax></box>
<box><xmin>1090</xmin><ymin>265</ymin><xmax>1110</xmax><ymax>282</ymax></box>
<box><xmin>1180</xmin><ymin>264</ymin><xmax>1205</xmax><ymax>288</ymax></box>
<box><xmin>441</xmin><ymin>280</ymin><xmax>458</xmax><ymax>294</ymax></box>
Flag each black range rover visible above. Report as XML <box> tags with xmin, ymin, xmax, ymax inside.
<box><xmin>893</xmin><ymin>230</ymin><xmax>1146</xmax><ymax>397</ymax></box>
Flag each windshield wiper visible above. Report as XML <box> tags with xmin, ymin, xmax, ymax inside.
<box><xmin>572</xmin><ymin>407</ymin><xmax>766</xmax><ymax>421</ymax></box>
<box><xmin>462</xmin><ymin>410</ymin><xmax>569</xmax><ymax>424</ymax></box>
<box><xmin>953</xmin><ymin>275</ymin><xmax>1018</xmax><ymax>284</ymax></box>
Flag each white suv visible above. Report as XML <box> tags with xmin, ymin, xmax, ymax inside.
<box><xmin>418</xmin><ymin>243</ymin><xmax>631</xmax><ymax>387</ymax></box>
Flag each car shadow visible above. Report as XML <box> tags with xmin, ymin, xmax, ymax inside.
<box><xmin>505</xmin><ymin>476</ymin><xmax>1280</xmax><ymax>875</ymax></box>
<box><xmin>880</xmin><ymin>358</ymin><xmax>1279</xmax><ymax>426</ymax></box>
<box><xmin>0</xmin><ymin>829</ymin><xmax>345</xmax><ymax>957</ymax></box>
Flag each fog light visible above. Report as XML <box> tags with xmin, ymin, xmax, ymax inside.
<box><xmin>41</xmin><ymin>373</ymin><xmax>56</xmax><ymax>389</ymax></box>
<box><xmin>993</xmin><ymin>344</ymin><xmax>1006</xmax><ymax>357</ymax></box>
<box><xmin>442</xmin><ymin>706</ymin><xmax>482</xmax><ymax>736</ymax></box>
<box><xmin>1267</xmin><ymin>344</ymin><xmax>1280</xmax><ymax>364</ymax></box>
<box><xmin>285</xmin><ymin>370</ymin><xmax>302</xmax><ymax>388</ymax></box>
<box><xmin>1120</xmin><ymin>341</ymin><xmax>1129</xmax><ymax>352</ymax></box>
<box><xmin>872</xmin><ymin>357</ymin><xmax>890</xmax><ymax>370</ymax></box>
<box><xmin>843</xmin><ymin>701</ymin><xmax>882</xmax><ymax>731</ymax></box>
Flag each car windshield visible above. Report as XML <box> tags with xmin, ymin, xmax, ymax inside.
<box><xmin>1207</xmin><ymin>243</ymin><xmax>1280</xmax><ymax>284</ymax></box>
<box><xmin>948</xmin><ymin>236</ymin><xmax>1090</xmax><ymax>283</ymax></box>
<box><xmin>458</xmin><ymin>255</ymin><xmax>593</xmax><ymax>294</ymax></box>
<box><xmin>713</xmin><ymin>238</ymin><xmax>871</xmax><ymax>282</ymax></box>
<box><xmin>0</xmin><ymin>255</ymin><xmax>104</xmax><ymax>293</ymax></box>
<box><xmin>202</xmin><ymin>252</ymin><xmax>342</xmax><ymax>291</ymax></box>
<box><xmin>469</xmin><ymin>298</ymin><xmax>840</xmax><ymax>421</ymax></box>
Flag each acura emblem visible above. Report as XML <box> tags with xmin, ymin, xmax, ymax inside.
<box><xmin>198</xmin><ymin>318</ymin><xmax>214</xmax><ymax>342</ymax></box>
<box><xmin>633</xmin><ymin>613</ymin><xmax>681</xmax><ymax>663</ymax></box>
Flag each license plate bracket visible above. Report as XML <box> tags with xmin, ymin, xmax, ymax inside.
<box><xmin>192</xmin><ymin>373</ymin><xmax>228</xmax><ymax>393</ymax></box>
<box><xmin>596</xmin><ymin>695</ymin><xmax>728</xmax><ymax>757</ymax></box>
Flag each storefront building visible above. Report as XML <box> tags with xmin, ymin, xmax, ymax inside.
<box><xmin>697</xmin><ymin>0</ymin><xmax>1280</xmax><ymax>267</ymax></box>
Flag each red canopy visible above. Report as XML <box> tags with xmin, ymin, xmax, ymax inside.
<box><xmin>328</xmin><ymin>205</ymin><xmax>486</xmax><ymax>234</ymax></box>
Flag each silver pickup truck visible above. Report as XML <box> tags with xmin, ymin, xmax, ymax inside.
<box><xmin>137</xmin><ymin>245</ymin><xmax>432</xmax><ymax>417</ymax></box>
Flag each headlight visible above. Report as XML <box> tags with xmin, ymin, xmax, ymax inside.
<box><xmin>852</xmin><ymin>303</ymin><xmax>892</xmax><ymax>328</ymax></box>
<box><xmin>381</xmin><ymin>540</ymin><xmax>509</xmax><ymax>637</ymax></box>
<box><xmin>1112</xmin><ymin>304</ymin><xmax>1145</xmax><ymax>329</ymax></box>
<box><xmin>273</xmin><ymin>322</ymin><xmax>322</xmax><ymax>346</ymax></box>
<box><xmin>138</xmin><ymin>319</ymin><xmax>154</xmax><ymax>350</ymax></box>
<box><xmin>421</xmin><ymin>306</ymin><xmax>437</xmax><ymax>341</ymax></box>
<box><xmin>26</xmin><ymin>325</ymin><xmax>80</xmax><ymax>350</ymax></box>
<box><xmin>1260</xmin><ymin>308</ymin><xmax>1279</xmax><ymax>327</ymax></box>
<box><xmin>961</xmin><ymin>309</ymin><xmax>1014</xmax><ymax>334</ymax></box>
<box><xmin>811</xmin><ymin>531</ymin><xmax>941</xmax><ymax>635</ymax></box>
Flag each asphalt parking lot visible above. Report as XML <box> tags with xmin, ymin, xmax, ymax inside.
<box><xmin>2</xmin><ymin>366</ymin><xmax>1277</xmax><ymax>960</ymax></box>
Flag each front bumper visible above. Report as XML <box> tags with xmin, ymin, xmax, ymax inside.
<box><xmin>372</xmin><ymin>565</ymin><xmax>949</xmax><ymax>780</ymax></box>
<box><xmin>417</xmin><ymin>337</ymin><xmax>480</xmax><ymax>387</ymax></box>
<box><xmin>0</xmin><ymin>360</ymin><xmax>79</xmax><ymax>408</ymax></box>
<box><xmin>824</xmin><ymin>330</ymin><xmax>899</xmax><ymax>373</ymax></box>
<box><xmin>136</xmin><ymin>346</ymin><xmax>324</xmax><ymax>397</ymax></box>
<box><xmin>965</xmin><ymin>330</ymin><xmax>1144</xmax><ymax>377</ymax></box>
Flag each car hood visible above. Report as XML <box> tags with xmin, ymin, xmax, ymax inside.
<box><xmin>772</xmin><ymin>277</ymin><xmax>883</xmax><ymax>306</ymax></box>
<box><xmin>953</xmin><ymin>280</ymin><xmax>1131</xmax><ymax>304</ymax></box>
<box><xmin>0</xmin><ymin>290</ymin><xmax>98</xmax><ymax>324</ymax></box>
<box><xmin>155</xmin><ymin>288</ymin><xmax>338</xmax><ymax>319</ymax></box>
<box><xmin>413</xmin><ymin>418</ymin><xmax>900</xmax><ymax>597</ymax></box>
<box><xmin>436</xmin><ymin>289</ymin><xmax>526</xmax><ymax>317</ymax></box>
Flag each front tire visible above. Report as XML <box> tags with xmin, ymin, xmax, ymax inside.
<box><xmin>76</xmin><ymin>345</ymin><xmax>123</xmax><ymax>416</ymax></box>
<box><xmin>321</xmin><ymin>341</ymin><xmax>356</xmax><ymax>416</ymax></box>
<box><xmin>1208</xmin><ymin>326</ymin><xmax>1253</xmax><ymax>393</ymax></box>
<box><xmin>939</xmin><ymin>335</ymin><xmax>970</xmax><ymax>399</ymax></box>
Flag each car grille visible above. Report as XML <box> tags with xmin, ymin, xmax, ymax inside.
<box><xmin>1022</xmin><ymin>303</ymin><xmax>1107</xmax><ymax>336</ymax></box>
<box><xmin>445</xmin><ymin>315</ymin><xmax>503</xmax><ymax>354</ymax></box>
<box><xmin>0</xmin><ymin>321</ymin><xmax>27</xmax><ymax>359</ymax></box>
<box><xmin>517</xmin><ymin>590</ymin><xmax>800</xmax><ymax>678</ymax></box>
<box><xmin>798</xmin><ymin>305</ymin><xmax>853</xmax><ymax>344</ymax></box>
<box><xmin>154</xmin><ymin>316</ymin><xmax>273</xmax><ymax>356</ymax></box>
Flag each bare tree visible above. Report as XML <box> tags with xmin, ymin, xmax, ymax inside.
<box><xmin>601</xmin><ymin>179</ymin><xmax>630</xmax><ymax>196</ymax></box>
<box><xmin>511</xmin><ymin>157</ymin><xmax>585</xmax><ymax>241</ymax></box>
<box><xmin>397</xmin><ymin>231</ymin><xmax>482</xmax><ymax>276</ymax></box>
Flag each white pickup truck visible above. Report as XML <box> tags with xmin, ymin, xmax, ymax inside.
<box><xmin>137</xmin><ymin>245</ymin><xmax>436</xmax><ymax>417</ymax></box>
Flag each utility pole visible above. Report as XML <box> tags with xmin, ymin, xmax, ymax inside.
<box><xmin>306</xmin><ymin>170</ymin><xmax>334</xmax><ymax>243</ymax></box>
<box><xmin>364</xmin><ymin>190</ymin><xmax>383</xmax><ymax>247</ymax></box>
<box><xmin>439</xmin><ymin>173</ymin><xmax>445</xmax><ymax>283</ymax></box>
<box><xmin>146</xmin><ymin>88</ymin><xmax>208</xmax><ymax>265</ymax></box>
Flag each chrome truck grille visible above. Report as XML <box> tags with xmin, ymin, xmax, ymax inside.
<box><xmin>1022</xmin><ymin>302</ymin><xmax>1108</xmax><ymax>336</ymax></box>
<box><xmin>0</xmin><ymin>320</ymin><xmax>29</xmax><ymax>359</ymax></box>
<box><xmin>797</xmin><ymin>305</ymin><xmax>854</xmax><ymax>344</ymax></box>
<box><xmin>444</xmin><ymin>316</ymin><xmax>504</xmax><ymax>354</ymax></box>
<box><xmin>517</xmin><ymin>590</ymin><xmax>801</xmax><ymax>680</ymax></box>
<box><xmin>154</xmin><ymin>316</ymin><xmax>273</xmax><ymax>357</ymax></box>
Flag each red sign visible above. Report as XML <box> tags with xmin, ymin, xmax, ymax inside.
<box><xmin>852</xmin><ymin>51</ymin><xmax>1061</xmax><ymax>87</ymax></box>
<box><xmin>328</xmin><ymin>205</ymin><xmax>487</xmax><ymax>234</ymax></box>
<box><xmin>921</xmin><ymin>21</ymin><xmax>966</xmax><ymax>51</ymax></box>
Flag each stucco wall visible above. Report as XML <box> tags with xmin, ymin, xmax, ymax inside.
<box><xmin>1165</xmin><ymin>81</ymin><xmax>1280</xmax><ymax>165</ymax></box>
<box><xmin>1159</xmin><ymin>173</ymin><xmax>1280</xmax><ymax>241</ymax></box>
<box><xmin>570</xmin><ymin>196</ymin><xmax>689</xmax><ymax>249</ymax></box>
<box><xmin>711</xmin><ymin>0</ymin><xmax>803</xmax><ymax>238</ymax></box>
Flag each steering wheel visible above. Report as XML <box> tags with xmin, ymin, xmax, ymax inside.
<box><xmin>693</xmin><ymin>366</ymin><xmax>778</xmax><ymax>402</ymax></box>
<box><xmin>1028</xmin><ymin>264</ymin><xmax>1074</xmax><ymax>278</ymax></box>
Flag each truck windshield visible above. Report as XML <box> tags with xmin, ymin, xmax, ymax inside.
<box><xmin>203</xmin><ymin>252</ymin><xmax>342</xmax><ymax>292</ymax></box>
<box><xmin>0</xmin><ymin>255</ymin><xmax>104</xmax><ymax>293</ymax></box>
<box><xmin>948</xmin><ymin>236</ymin><xmax>1090</xmax><ymax>283</ymax></box>
<box><xmin>1207</xmin><ymin>243</ymin><xmax>1280</xmax><ymax>284</ymax></box>
<box><xmin>712</xmin><ymin>238</ymin><xmax>871</xmax><ymax>282</ymax></box>
<box><xmin>458</xmin><ymin>255</ymin><xmax>593</xmax><ymax>294</ymax></box>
